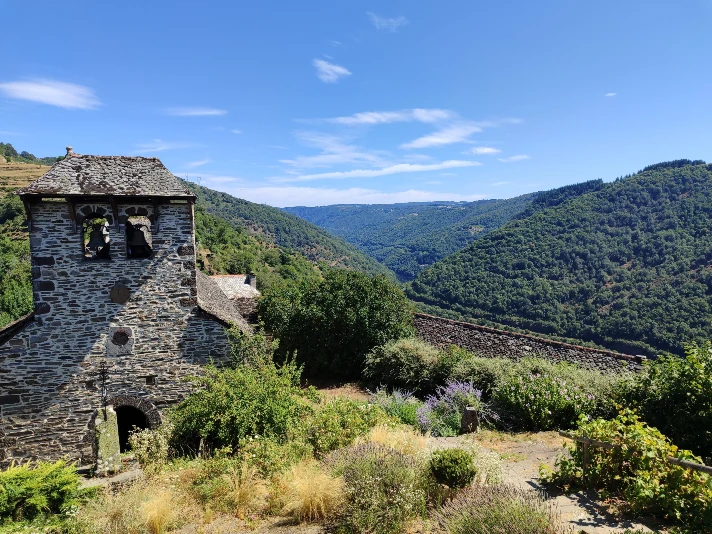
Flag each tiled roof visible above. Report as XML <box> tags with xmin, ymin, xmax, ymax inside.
<box><xmin>210</xmin><ymin>275</ymin><xmax>261</xmax><ymax>299</ymax></box>
<box><xmin>16</xmin><ymin>155</ymin><xmax>195</xmax><ymax>198</ymax></box>
<box><xmin>196</xmin><ymin>271</ymin><xmax>251</xmax><ymax>332</ymax></box>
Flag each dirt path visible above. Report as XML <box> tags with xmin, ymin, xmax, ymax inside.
<box><xmin>431</xmin><ymin>431</ymin><xmax>657</xmax><ymax>534</ymax></box>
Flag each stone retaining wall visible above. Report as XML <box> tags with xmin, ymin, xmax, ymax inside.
<box><xmin>414</xmin><ymin>313</ymin><xmax>645</xmax><ymax>372</ymax></box>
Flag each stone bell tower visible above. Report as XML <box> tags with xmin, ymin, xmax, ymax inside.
<box><xmin>0</xmin><ymin>150</ymin><xmax>249</xmax><ymax>465</ymax></box>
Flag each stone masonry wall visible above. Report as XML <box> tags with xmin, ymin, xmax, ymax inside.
<box><xmin>0</xmin><ymin>200</ymin><xmax>231</xmax><ymax>465</ymax></box>
<box><xmin>414</xmin><ymin>313</ymin><xmax>645</xmax><ymax>372</ymax></box>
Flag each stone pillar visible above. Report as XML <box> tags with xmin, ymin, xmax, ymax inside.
<box><xmin>460</xmin><ymin>406</ymin><xmax>479</xmax><ymax>434</ymax></box>
<box><xmin>94</xmin><ymin>406</ymin><xmax>121</xmax><ymax>476</ymax></box>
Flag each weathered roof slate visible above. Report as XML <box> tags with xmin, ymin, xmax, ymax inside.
<box><xmin>16</xmin><ymin>155</ymin><xmax>195</xmax><ymax>198</ymax></box>
<box><xmin>196</xmin><ymin>271</ymin><xmax>251</xmax><ymax>333</ymax></box>
<box><xmin>210</xmin><ymin>275</ymin><xmax>261</xmax><ymax>299</ymax></box>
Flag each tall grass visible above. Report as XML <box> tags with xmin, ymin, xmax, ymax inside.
<box><xmin>277</xmin><ymin>460</ymin><xmax>345</xmax><ymax>522</ymax></box>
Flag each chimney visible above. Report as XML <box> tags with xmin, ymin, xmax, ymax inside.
<box><xmin>245</xmin><ymin>273</ymin><xmax>257</xmax><ymax>289</ymax></box>
<box><xmin>65</xmin><ymin>146</ymin><xmax>75</xmax><ymax>157</ymax></box>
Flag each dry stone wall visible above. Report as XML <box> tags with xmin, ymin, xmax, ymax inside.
<box><xmin>0</xmin><ymin>200</ymin><xmax>231</xmax><ymax>465</ymax></box>
<box><xmin>414</xmin><ymin>313</ymin><xmax>645</xmax><ymax>372</ymax></box>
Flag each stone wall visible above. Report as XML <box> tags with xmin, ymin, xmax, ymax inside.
<box><xmin>414</xmin><ymin>313</ymin><xmax>645</xmax><ymax>372</ymax></box>
<box><xmin>0</xmin><ymin>200</ymin><xmax>231</xmax><ymax>465</ymax></box>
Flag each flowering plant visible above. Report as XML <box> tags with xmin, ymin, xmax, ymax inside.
<box><xmin>417</xmin><ymin>381</ymin><xmax>489</xmax><ymax>437</ymax></box>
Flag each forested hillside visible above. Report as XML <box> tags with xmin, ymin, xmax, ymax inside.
<box><xmin>185</xmin><ymin>181</ymin><xmax>392</xmax><ymax>277</ymax></box>
<box><xmin>408</xmin><ymin>161</ymin><xmax>712</xmax><ymax>356</ymax></box>
<box><xmin>284</xmin><ymin>196</ymin><xmax>535</xmax><ymax>281</ymax></box>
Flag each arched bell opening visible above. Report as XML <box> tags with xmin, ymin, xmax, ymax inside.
<box><xmin>126</xmin><ymin>215</ymin><xmax>153</xmax><ymax>259</ymax></box>
<box><xmin>115</xmin><ymin>405</ymin><xmax>148</xmax><ymax>452</ymax></box>
<box><xmin>82</xmin><ymin>215</ymin><xmax>111</xmax><ymax>259</ymax></box>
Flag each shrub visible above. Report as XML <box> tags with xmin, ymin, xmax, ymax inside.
<box><xmin>276</xmin><ymin>460</ymin><xmax>345</xmax><ymax>522</ymax></box>
<box><xmin>369</xmin><ymin>388</ymin><xmax>423</xmax><ymax>426</ymax></box>
<box><xmin>0</xmin><ymin>461</ymin><xmax>87</xmax><ymax>523</ymax></box>
<box><xmin>362</xmin><ymin>425</ymin><xmax>428</xmax><ymax>456</ymax></box>
<box><xmin>429</xmin><ymin>448</ymin><xmax>477</xmax><ymax>489</ymax></box>
<box><xmin>141</xmin><ymin>490</ymin><xmax>175</xmax><ymax>534</ymax></box>
<box><xmin>540</xmin><ymin>409</ymin><xmax>712</xmax><ymax>530</ymax></box>
<box><xmin>218</xmin><ymin>462</ymin><xmax>269</xmax><ymax>519</ymax></box>
<box><xmin>468</xmin><ymin>443</ymin><xmax>505</xmax><ymax>485</ymax></box>
<box><xmin>301</xmin><ymin>398</ymin><xmax>394</xmax><ymax>457</ymax></box>
<box><xmin>260</xmin><ymin>269</ymin><xmax>414</xmax><ymax>379</ymax></box>
<box><xmin>363</xmin><ymin>338</ymin><xmax>444</xmax><ymax>393</ymax></box>
<box><xmin>492</xmin><ymin>371</ymin><xmax>597</xmax><ymax>431</ymax></box>
<box><xmin>325</xmin><ymin>443</ymin><xmax>428</xmax><ymax>534</ymax></box>
<box><xmin>417</xmin><ymin>381</ymin><xmax>487</xmax><ymax>437</ymax></box>
<box><xmin>618</xmin><ymin>341</ymin><xmax>712</xmax><ymax>462</ymax></box>
<box><xmin>128</xmin><ymin>423</ymin><xmax>172</xmax><ymax>473</ymax></box>
<box><xmin>238</xmin><ymin>436</ymin><xmax>313</xmax><ymax>478</ymax></box>
<box><xmin>169</xmin><ymin>359</ymin><xmax>311</xmax><ymax>452</ymax></box>
<box><xmin>432</xmin><ymin>484</ymin><xmax>571</xmax><ymax>534</ymax></box>
<box><xmin>449</xmin><ymin>352</ymin><xmax>512</xmax><ymax>401</ymax></box>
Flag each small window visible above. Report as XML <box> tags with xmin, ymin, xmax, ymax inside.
<box><xmin>126</xmin><ymin>216</ymin><xmax>153</xmax><ymax>259</ymax></box>
<box><xmin>83</xmin><ymin>216</ymin><xmax>111</xmax><ymax>259</ymax></box>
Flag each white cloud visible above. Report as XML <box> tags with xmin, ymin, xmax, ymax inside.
<box><xmin>0</xmin><ymin>130</ymin><xmax>21</xmax><ymax>136</ymax></box>
<box><xmin>327</xmin><ymin>108</ymin><xmax>452</xmax><ymax>125</ymax></box>
<box><xmin>439</xmin><ymin>173</ymin><xmax>456</xmax><ymax>177</ymax></box>
<box><xmin>280</xmin><ymin>132</ymin><xmax>386</xmax><ymax>169</ymax></box>
<box><xmin>0</xmin><ymin>79</ymin><xmax>100</xmax><ymax>109</ymax></box>
<box><xmin>225</xmin><ymin>186</ymin><xmax>486</xmax><ymax>207</ymax></box>
<box><xmin>605</xmin><ymin>92</ymin><xmax>617</xmax><ymax>97</ymax></box>
<box><xmin>426</xmin><ymin>181</ymin><xmax>442</xmax><ymax>185</ymax></box>
<box><xmin>185</xmin><ymin>159</ymin><xmax>210</xmax><ymax>168</ymax></box>
<box><xmin>498</xmin><ymin>155</ymin><xmax>530</xmax><ymax>162</ymax></box>
<box><xmin>135</xmin><ymin>139</ymin><xmax>196</xmax><ymax>153</ymax></box>
<box><xmin>313</xmin><ymin>59</ymin><xmax>352</xmax><ymax>83</ymax></box>
<box><xmin>401</xmin><ymin>123</ymin><xmax>483</xmax><ymax>149</ymax></box>
<box><xmin>278</xmin><ymin>160</ymin><xmax>481</xmax><ymax>182</ymax></box>
<box><xmin>166</xmin><ymin>107</ymin><xmax>227</xmax><ymax>116</ymax></box>
<box><xmin>466</xmin><ymin>146</ymin><xmax>501</xmax><ymax>155</ymax></box>
<box><xmin>330</xmin><ymin>40</ymin><xmax>342</xmax><ymax>47</ymax></box>
<box><xmin>231</xmin><ymin>129</ymin><xmax>242</xmax><ymax>134</ymax></box>
<box><xmin>491</xmin><ymin>181</ymin><xmax>510</xmax><ymax>186</ymax></box>
<box><xmin>182</xmin><ymin>173</ymin><xmax>243</xmax><ymax>185</ymax></box>
<box><xmin>367</xmin><ymin>12</ymin><xmax>409</xmax><ymax>31</ymax></box>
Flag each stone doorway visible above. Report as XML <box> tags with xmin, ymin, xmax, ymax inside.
<box><xmin>115</xmin><ymin>405</ymin><xmax>148</xmax><ymax>452</ymax></box>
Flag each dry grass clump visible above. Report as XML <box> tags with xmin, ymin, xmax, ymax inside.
<box><xmin>276</xmin><ymin>460</ymin><xmax>345</xmax><ymax>522</ymax></box>
<box><xmin>362</xmin><ymin>424</ymin><xmax>428</xmax><ymax>456</ymax></box>
<box><xmin>432</xmin><ymin>484</ymin><xmax>573</xmax><ymax>534</ymax></box>
<box><xmin>218</xmin><ymin>462</ymin><xmax>269</xmax><ymax>519</ymax></box>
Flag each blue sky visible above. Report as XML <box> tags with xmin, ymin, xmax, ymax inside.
<box><xmin>1</xmin><ymin>0</ymin><xmax>711</xmax><ymax>207</ymax></box>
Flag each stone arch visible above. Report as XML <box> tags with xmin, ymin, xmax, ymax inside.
<box><xmin>107</xmin><ymin>395</ymin><xmax>161</xmax><ymax>428</ymax></box>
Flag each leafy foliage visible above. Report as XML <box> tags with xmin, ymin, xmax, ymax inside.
<box><xmin>0</xmin><ymin>461</ymin><xmax>88</xmax><ymax>523</ymax></box>
<box><xmin>409</xmin><ymin>161</ymin><xmax>712</xmax><ymax>355</ymax></box>
<box><xmin>417</xmin><ymin>381</ymin><xmax>485</xmax><ymax>437</ymax></box>
<box><xmin>541</xmin><ymin>410</ymin><xmax>712</xmax><ymax>530</ymax></box>
<box><xmin>0</xmin><ymin>143</ymin><xmax>60</xmax><ymax>165</ymax></box>
<box><xmin>429</xmin><ymin>448</ymin><xmax>477</xmax><ymax>489</ymax></box>
<box><xmin>260</xmin><ymin>269</ymin><xmax>414</xmax><ymax>378</ymax></box>
<box><xmin>0</xmin><ymin>194</ymin><xmax>32</xmax><ymax>327</ymax></box>
<box><xmin>619</xmin><ymin>341</ymin><xmax>712</xmax><ymax>462</ymax></box>
<box><xmin>369</xmin><ymin>389</ymin><xmax>423</xmax><ymax>427</ymax></box>
<box><xmin>185</xmin><ymin>180</ymin><xmax>392</xmax><ymax>277</ymax></box>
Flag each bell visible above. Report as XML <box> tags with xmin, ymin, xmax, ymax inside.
<box><xmin>128</xmin><ymin>225</ymin><xmax>151</xmax><ymax>257</ymax></box>
<box><xmin>86</xmin><ymin>227</ymin><xmax>107</xmax><ymax>250</ymax></box>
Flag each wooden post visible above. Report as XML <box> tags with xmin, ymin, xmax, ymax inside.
<box><xmin>582</xmin><ymin>432</ymin><xmax>589</xmax><ymax>486</ymax></box>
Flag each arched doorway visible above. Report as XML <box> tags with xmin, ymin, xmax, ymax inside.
<box><xmin>115</xmin><ymin>405</ymin><xmax>148</xmax><ymax>452</ymax></box>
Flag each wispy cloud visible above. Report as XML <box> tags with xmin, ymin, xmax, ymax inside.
<box><xmin>367</xmin><ymin>12</ymin><xmax>409</xmax><ymax>31</ymax></box>
<box><xmin>185</xmin><ymin>159</ymin><xmax>210</xmax><ymax>168</ymax></box>
<box><xmin>605</xmin><ymin>92</ymin><xmax>617</xmax><ymax>97</ymax></box>
<box><xmin>0</xmin><ymin>130</ymin><xmax>21</xmax><ymax>136</ymax></box>
<box><xmin>166</xmin><ymin>107</ymin><xmax>227</xmax><ymax>116</ymax></box>
<box><xmin>426</xmin><ymin>181</ymin><xmax>442</xmax><ymax>185</ymax></box>
<box><xmin>0</xmin><ymin>79</ymin><xmax>100</xmax><ymax>109</ymax></box>
<box><xmin>227</xmin><ymin>186</ymin><xmax>486</xmax><ymax>207</ymax></box>
<box><xmin>401</xmin><ymin>123</ymin><xmax>483</xmax><ymax>149</ymax></box>
<box><xmin>466</xmin><ymin>146</ymin><xmax>501</xmax><ymax>155</ymax></box>
<box><xmin>277</xmin><ymin>160</ymin><xmax>481</xmax><ymax>182</ymax></box>
<box><xmin>135</xmin><ymin>139</ymin><xmax>196</xmax><ymax>153</ymax></box>
<box><xmin>327</xmin><ymin>108</ymin><xmax>453</xmax><ymax>125</ymax></box>
<box><xmin>280</xmin><ymin>132</ymin><xmax>386</xmax><ymax>169</ymax></box>
<box><xmin>230</xmin><ymin>129</ymin><xmax>242</xmax><ymax>134</ymax></box>
<box><xmin>498</xmin><ymin>155</ymin><xmax>530</xmax><ymax>162</ymax></box>
<box><xmin>330</xmin><ymin>40</ymin><xmax>342</xmax><ymax>47</ymax></box>
<box><xmin>491</xmin><ymin>181</ymin><xmax>510</xmax><ymax>186</ymax></box>
<box><xmin>182</xmin><ymin>173</ymin><xmax>243</xmax><ymax>185</ymax></box>
<box><xmin>313</xmin><ymin>59</ymin><xmax>352</xmax><ymax>83</ymax></box>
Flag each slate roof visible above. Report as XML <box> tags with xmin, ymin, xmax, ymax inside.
<box><xmin>210</xmin><ymin>275</ymin><xmax>261</xmax><ymax>299</ymax></box>
<box><xmin>16</xmin><ymin>155</ymin><xmax>195</xmax><ymax>198</ymax></box>
<box><xmin>196</xmin><ymin>271</ymin><xmax>251</xmax><ymax>332</ymax></box>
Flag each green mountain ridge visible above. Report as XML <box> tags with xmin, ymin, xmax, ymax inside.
<box><xmin>408</xmin><ymin>160</ymin><xmax>712</xmax><ymax>356</ymax></box>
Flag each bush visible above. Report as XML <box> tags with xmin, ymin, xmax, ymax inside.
<box><xmin>618</xmin><ymin>341</ymin><xmax>712</xmax><ymax>462</ymax></box>
<box><xmin>429</xmin><ymin>449</ymin><xmax>477</xmax><ymax>489</ymax></box>
<box><xmin>325</xmin><ymin>443</ymin><xmax>428</xmax><ymax>534</ymax></box>
<box><xmin>169</xmin><ymin>359</ymin><xmax>312</xmax><ymax>452</ymax></box>
<box><xmin>449</xmin><ymin>351</ymin><xmax>512</xmax><ymax>401</ymax></box>
<box><xmin>0</xmin><ymin>461</ymin><xmax>87</xmax><ymax>523</ymax></box>
<box><xmin>128</xmin><ymin>424</ymin><xmax>172</xmax><ymax>473</ymax></box>
<box><xmin>364</xmin><ymin>338</ymin><xmax>446</xmax><ymax>393</ymax></box>
<box><xmin>276</xmin><ymin>460</ymin><xmax>345</xmax><ymax>522</ymax></box>
<box><xmin>492</xmin><ymin>370</ymin><xmax>597</xmax><ymax>431</ymax></box>
<box><xmin>432</xmin><ymin>484</ymin><xmax>571</xmax><ymax>534</ymax></box>
<box><xmin>238</xmin><ymin>436</ymin><xmax>313</xmax><ymax>478</ymax></box>
<box><xmin>260</xmin><ymin>269</ymin><xmax>414</xmax><ymax>379</ymax></box>
<box><xmin>362</xmin><ymin>425</ymin><xmax>428</xmax><ymax>456</ymax></box>
<box><xmin>417</xmin><ymin>381</ymin><xmax>487</xmax><ymax>437</ymax></box>
<box><xmin>369</xmin><ymin>388</ymin><xmax>423</xmax><ymax>427</ymax></box>
<box><xmin>301</xmin><ymin>398</ymin><xmax>394</xmax><ymax>457</ymax></box>
<box><xmin>540</xmin><ymin>409</ymin><xmax>712</xmax><ymax>530</ymax></box>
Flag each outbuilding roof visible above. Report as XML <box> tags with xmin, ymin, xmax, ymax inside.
<box><xmin>196</xmin><ymin>271</ymin><xmax>252</xmax><ymax>332</ymax></box>
<box><xmin>210</xmin><ymin>275</ymin><xmax>261</xmax><ymax>299</ymax></box>
<box><xmin>16</xmin><ymin>154</ymin><xmax>195</xmax><ymax>199</ymax></box>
